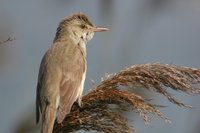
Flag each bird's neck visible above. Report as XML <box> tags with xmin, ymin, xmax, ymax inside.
<box><xmin>53</xmin><ymin>28</ymin><xmax>73</xmax><ymax>42</ymax></box>
<box><xmin>78</xmin><ymin>41</ymin><xmax>87</xmax><ymax>57</ymax></box>
<box><xmin>54</xmin><ymin>28</ymin><xmax>86</xmax><ymax>44</ymax></box>
<box><xmin>53</xmin><ymin>28</ymin><xmax>87</xmax><ymax>57</ymax></box>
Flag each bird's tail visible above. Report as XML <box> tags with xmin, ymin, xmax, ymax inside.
<box><xmin>41</xmin><ymin>106</ymin><xmax>56</xmax><ymax>133</ymax></box>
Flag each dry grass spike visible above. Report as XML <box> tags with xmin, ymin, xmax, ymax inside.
<box><xmin>53</xmin><ymin>63</ymin><xmax>200</xmax><ymax>133</ymax></box>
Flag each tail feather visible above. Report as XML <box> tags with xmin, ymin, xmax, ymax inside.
<box><xmin>41</xmin><ymin>106</ymin><xmax>56</xmax><ymax>133</ymax></box>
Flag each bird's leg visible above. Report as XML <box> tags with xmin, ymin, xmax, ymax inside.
<box><xmin>78</xmin><ymin>97</ymin><xmax>82</xmax><ymax>108</ymax></box>
<box><xmin>59</xmin><ymin>122</ymin><xmax>64</xmax><ymax>127</ymax></box>
<box><xmin>74</xmin><ymin>98</ymin><xmax>83</xmax><ymax>112</ymax></box>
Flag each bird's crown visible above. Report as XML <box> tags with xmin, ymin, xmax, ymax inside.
<box><xmin>59</xmin><ymin>13</ymin><xmax>93</xmax><ymax>28</ymax></box>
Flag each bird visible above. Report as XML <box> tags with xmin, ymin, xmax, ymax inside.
<box><xmin>36</xmin><ymin>13</ymin><xmax>109</xmax><ymax>133</ymax></box>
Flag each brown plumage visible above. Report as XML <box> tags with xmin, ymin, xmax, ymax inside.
<box><xmin>36</xmin><ymin>13</ymin><xmax>108</xmax><ymax>133</ymax></box>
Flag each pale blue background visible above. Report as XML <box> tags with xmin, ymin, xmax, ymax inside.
<box><xmin>0</xmin><ymin>0</ymin><xmax>200</xmax><ymax>133</ymax></box>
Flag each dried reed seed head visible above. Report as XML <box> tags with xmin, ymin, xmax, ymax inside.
<box><xmin>53</xmin><ymin>63</ymin><xmax>200</xmax><ymax>133</ymax></box>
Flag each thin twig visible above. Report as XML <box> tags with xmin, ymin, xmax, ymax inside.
<box><xmin>0</xmin><ymin>37</ymin><xmax>15</xmax><ymax>45</ymax></box>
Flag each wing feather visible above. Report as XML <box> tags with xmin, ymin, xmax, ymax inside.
<box><xmin>57</xmin><ymin>45</ymin><xmax>86</xmax><ymax>123</ymax></box>
<box><xmin>36</xmin><ymin>57</ymin><xmax>45</xmax><ymax>124</ymax></box>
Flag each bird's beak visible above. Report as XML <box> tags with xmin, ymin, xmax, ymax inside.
<box><xmin>89</xmin><ymin>27</ymin><xmax>109</xmax><ymax>32</ymax></box>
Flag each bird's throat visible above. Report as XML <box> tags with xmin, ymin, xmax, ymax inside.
<box><xmin>77</xmin><ymin>41</ymin><xmax>86</xmax><ymax>58</ymax></box>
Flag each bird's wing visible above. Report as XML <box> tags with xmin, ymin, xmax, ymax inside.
<box><xmin>36</xmin><ymin>50</ymin><xmax>51</xmax><ymax>124</ymax></box>
<box><xmin>36</xmin><ymin>81</ymin><xmax>41</xmax><ymax>124</ymax></box>
<box><xmin>57</xmin><ymin>47</ymin><xmax>86</xmax><ymax>123</ymax></box>
<box><xmin>36</xmin><ymin>57</ymin><xmax>45</xmax><ymax>124</ymax></box>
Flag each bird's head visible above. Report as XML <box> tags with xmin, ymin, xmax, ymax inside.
<box><xmin>54</xmin><ymin>13</ymin><xmax>109</xmax><ymax>43</ymax></box>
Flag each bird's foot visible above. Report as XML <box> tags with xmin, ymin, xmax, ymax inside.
<box><xmin>59</xmin><ymin>122</ymin><xmax>64</xmax><ymax>128</ymax></box>
<box><xmin>78</xmin><ymin>98</ymin><xmax>82</xmax><ymax>108</ymax></box>
<box><xmin>74</xmin><ymin>100</ymin><xmax>83</xmax><ymax>112</ymax></box>
<box><xmin>61</xmin><ymin>122</ymin><xmax>64</xmax><ymax>127</ymax></box>
<box><xmin>78</xmin><ymin>118</ymin><xmax>83</xmax><ymax>125</ymax></box>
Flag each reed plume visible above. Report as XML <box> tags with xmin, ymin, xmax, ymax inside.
<box><xmin>53</xmin><ymin>63</ymin><xmax>200</xmax><ymax>133</ymax></box>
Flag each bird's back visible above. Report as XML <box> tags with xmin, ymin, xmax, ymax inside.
<box><xmin>36</xmin><ymin>40</ymin><xmax>86</xmax><ymax>124</ymax></box>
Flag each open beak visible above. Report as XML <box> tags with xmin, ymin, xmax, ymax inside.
<box><xmin>89</xmin><ymin>27</ymin><xmax>109</xmax><ymax>32</ymax></box>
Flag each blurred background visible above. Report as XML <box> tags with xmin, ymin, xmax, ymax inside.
<box><xmin>1</xmin><ymin>0</ymin><xmax>200</xmax><ymax>133</ymax></box>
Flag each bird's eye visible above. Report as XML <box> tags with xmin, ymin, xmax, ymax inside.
<box><xmin>80</xmin><ymin>24</ymin><xmax>86</xmax><ymax>29</ymax></box>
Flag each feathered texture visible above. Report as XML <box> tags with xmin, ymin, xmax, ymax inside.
<box><xmin>54</xmin><ymin>13</ymin><xmax>93</xmax><ymax>42</ymax></box>
<box><xmin>53</xmin><ymin>63</ymin><xmax>200</xmax><ymax>133</ymax></box>
<box><xmin>58</xmin><ymin>13</ymin><xmax>93</xmax><ymax>27</ymax></box>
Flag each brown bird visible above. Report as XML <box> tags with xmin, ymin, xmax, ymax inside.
<box><xmin>36</xmin><ymin>13</ymin><xmax>109</xmax><ymax>133</ymax></box>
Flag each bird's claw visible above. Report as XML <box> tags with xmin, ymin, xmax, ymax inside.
<box><xmin>78</xmin><ymin>98</ymin><xmax>82</xmax><ymax>108</ymax></box>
